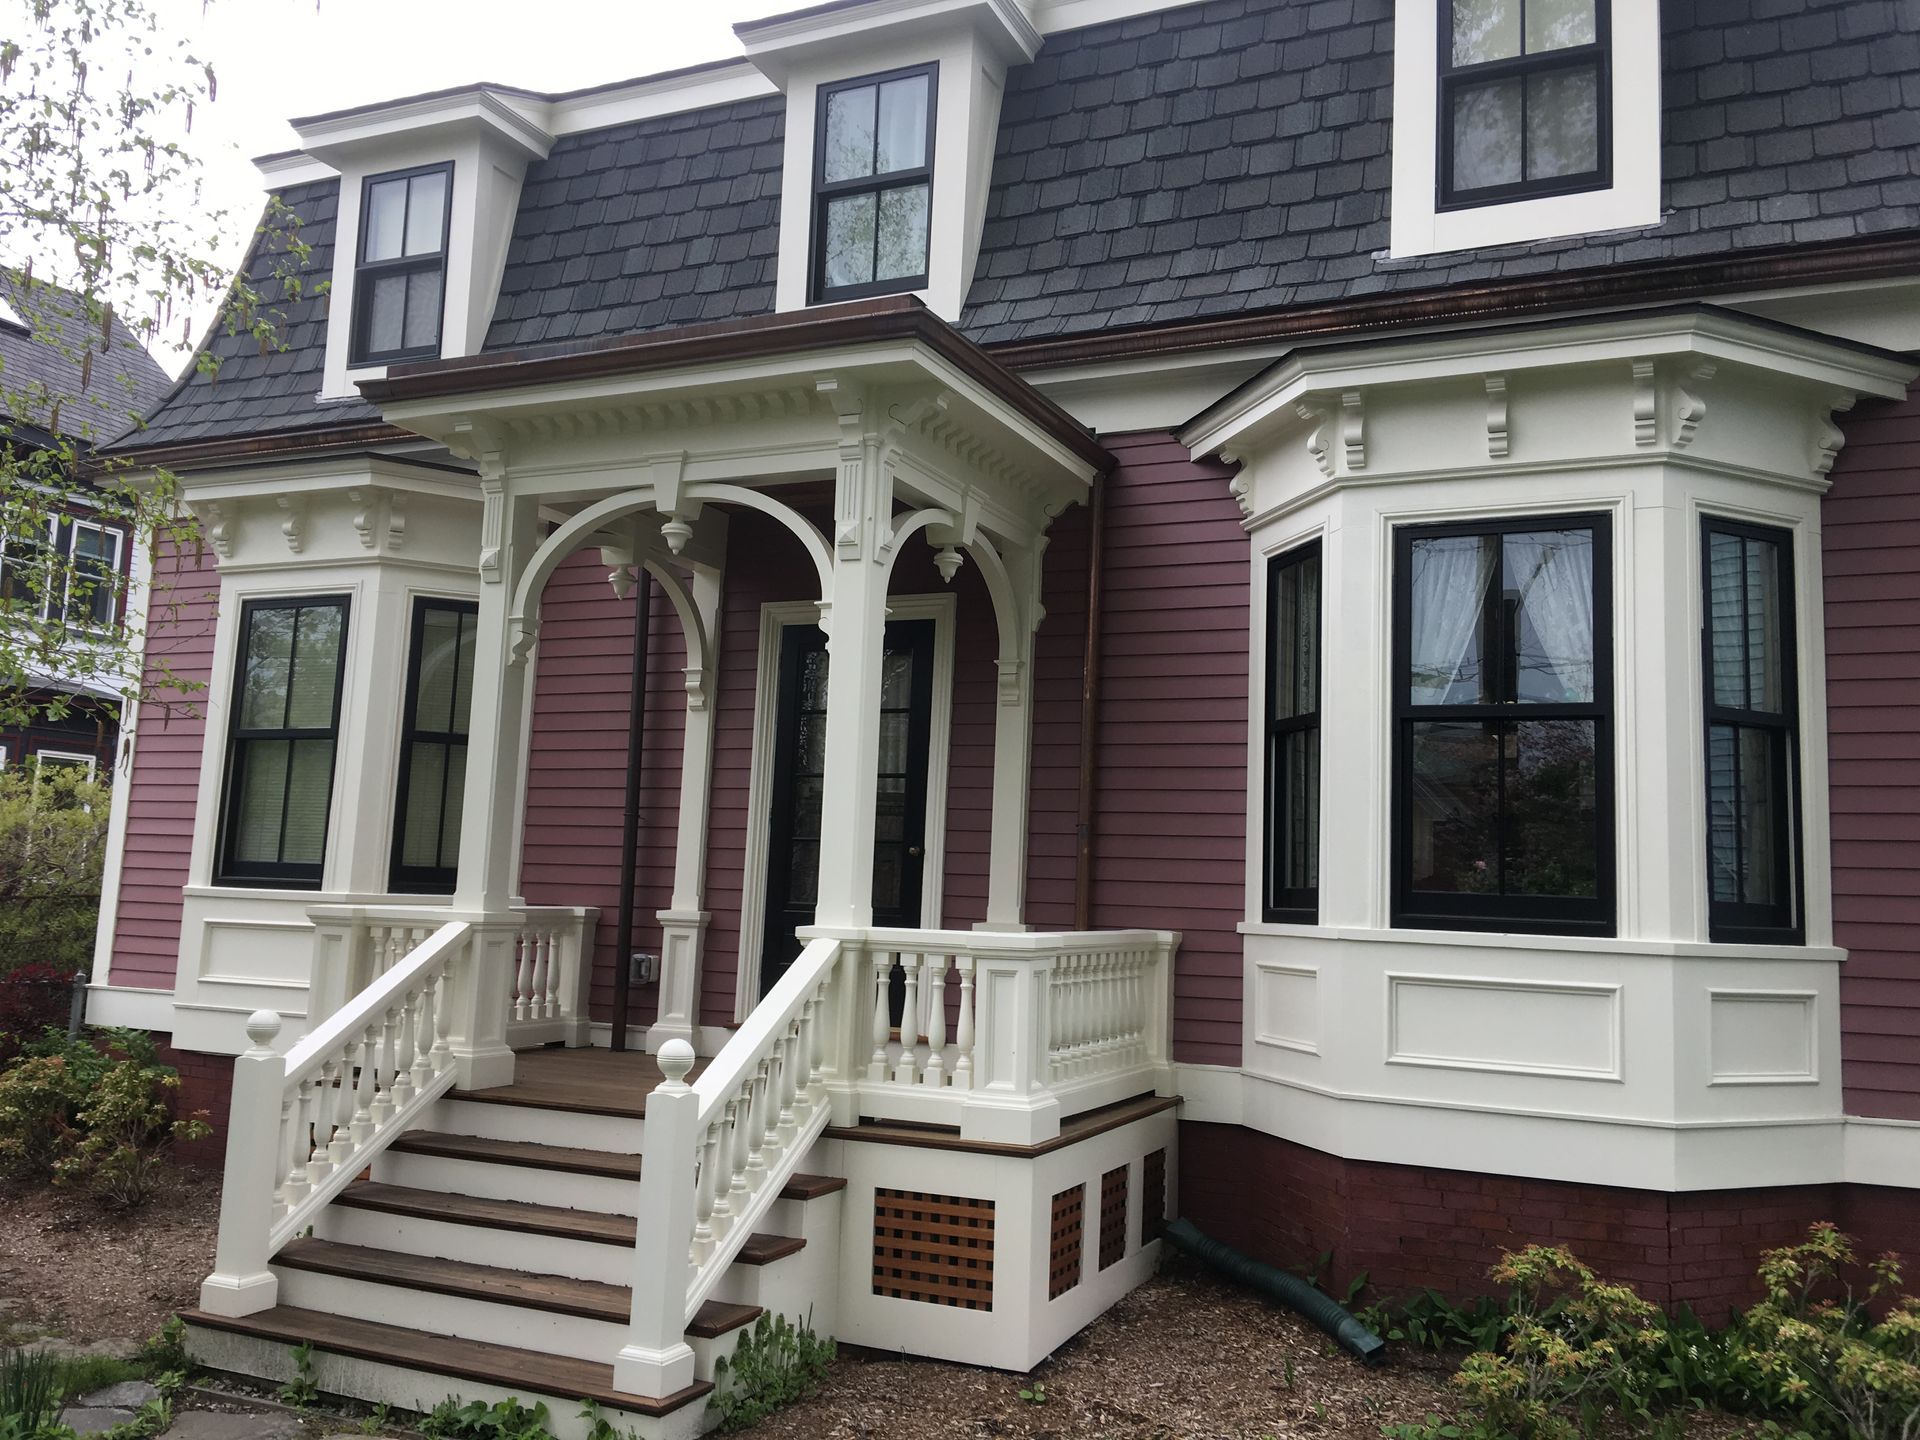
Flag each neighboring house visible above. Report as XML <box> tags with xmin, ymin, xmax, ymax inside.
<box><xmin>0</xmin><ymin>269</ymin><xmax>173</xmax><ymax>777</ymax></box>
<box><xmin>89</xmin><ymin>0</ymin><xmax>1920</xmax><ymax>1430</ymax></box>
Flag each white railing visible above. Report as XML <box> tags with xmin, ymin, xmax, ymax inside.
<box><xmin>616</xmin><ymin>935</ymin><xmax>845</xmax><ymax>1398</ymax></box>
<box><xmin>198</xmin><ymin>920</ymin><xmax>475</xmax><ymax>1318</ymax></box>
<box><xmin>852</xmin><ymin>926</ymin><xmax>1178</xmax><ymax>1143</ymax></box>
<box><xmin>308</xmin><ymin>903</ymin><xmax>597</xmax><ymax>1048</ymax></box>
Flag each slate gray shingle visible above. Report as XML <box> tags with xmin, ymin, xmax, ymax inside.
<box><xmin>0</xmin><ymin>271</ymin><xmax>172</xmax><ymax>446</ymax></box>
<box><xmin>126</xmin><ymin>0</ymin><xmax>1920</xmax><ymax>443</ymax></box>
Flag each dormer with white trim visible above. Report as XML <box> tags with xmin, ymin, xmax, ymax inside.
<box><xmin>741</xmin><ymin>0</ymin><xmax>1041</xmax><ymax>322</ymax></box>
<box><xmin>292</xmin><ymin>88</ymin><xmax>555</xmax><ymax>400</ymax></box>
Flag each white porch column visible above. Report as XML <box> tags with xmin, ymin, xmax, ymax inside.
<box><xmin>447</xmin><ymin>454</ymin><xmax>541</xmax><ymax>1088</ymax></box>
<box><xmin>650</xmin><ymin>557</ymin><xmax>726</xmax><ymax>1053</ymax></box>
<box><xmin>813</xmin><ymin>380</ymin><xmax>893</xmax><ymax>929</ymax></box>
<box><xmin>966</xmin><ymin>535</ymin><xmax>1044</xmax><ymax>930</ymax></box>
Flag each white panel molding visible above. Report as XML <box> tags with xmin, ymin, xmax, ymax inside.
<box><xmin>1386</xmin><ymin>973</ymin><xmax>1623</xmax><ymax>1082</ymax></box>
<box><xmin>1252</xmin><ymin>962</ymin><xmax>1319</xmax><ymax>1055</ymax></box>
<box><xmin>1707</xmin><ymin>989</ymin><xmax>1819</xmax><ymax>1086</ymax></box>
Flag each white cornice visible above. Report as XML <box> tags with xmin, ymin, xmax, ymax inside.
<box><xmin>295</xmin><ymin>88</ymin><xmax>555</xmax><ymax>166</ymax></box>
<box><xmin>738</xmin><ymin>0</ymin><xmax>1042</xmax><ymax>83</ymax></box>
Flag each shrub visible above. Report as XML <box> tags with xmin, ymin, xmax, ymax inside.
<box><xmin>0</xmin><ymin>966</ymin><xmax>75</xmax><ymax>1064</ymax></box>
<box><xmin>708</xmin><ymin>1311</ymin><xmax>835</xmax><ymax>1433</ymax></box>
<box><xmin>0</xmin><ymin>768</ymin><xmax>109</xmax><ymax>981</ymax></box>
<box><xmin>1737</xmin><ymin>1222</ymin><xmax>1920</xmax><ymax>1440</ymax></box>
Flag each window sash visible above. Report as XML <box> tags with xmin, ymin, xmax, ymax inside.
<box><xmin>218</xmin><ymin>596</ymin><xmax>350</xmax><ymax>887</ymax></box>
<box><xmin>351</xmin><ymin>163</ymin><xmax>453</xmax><ymax>365</ymax></box>
<box><xmin>1391</xmin><ymin>513</ymin><xmax>1615</xmax><ymax>935</ymax></box>
<box><xmin>390</xmin><ymin>597</ymin><xmax>477</xmax><ymax>894</ymax></box>
<box><xmin>1436</xmin><ymin>0</ymin><xmax>1612</xmax><ymax>209</ymax></box>
<box><xmin>1265</xmin><ymin>541</ymin><xmax>1322</xmax><ymax>922</ymax></box>
<box><xmin>811</xmin><ymin>64</ymin><xmax>937</xmax><ymax>302</ymax></box>
<box><xmin>1700</xmin><ymin>518</ymin><xmax>1803</xmax><ymax>943</ymax></box>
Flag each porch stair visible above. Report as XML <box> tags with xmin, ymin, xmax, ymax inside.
<box><xmin>182</xmin><ymin>1057</ymin><xmax>848</xmax><ymax>1440</ymax></box>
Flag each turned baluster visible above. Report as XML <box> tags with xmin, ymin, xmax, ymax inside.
<box><xmin>796</xmin><ymin>997</ymin><xmax>818</xmax><ymax>1109</ymax></box>
<box><xmin>530</xmin><ymin>930</ymin><xmax>552</xmax><ymax>1021</ymax></box>
<box><xmin>310</xmin><ymin>1059</ymin><xmax>339</xmax><ymax>1177</ymax></box>
<box><xmin>430</xmin><ymin>968</ymin><xmax>453</xmax><ymax>1072</ymax></box>
<box><xmin>412</xmin><ymin>976</ymin><xmax>437</xmax><ymax>1091</ymax></box>
<box><xmin>513</xmin><ymin>930</ymin><xmax>534</xmax><ymax>1022</ymax></box>
<box><xmin>350</xmin><ymin>1022</ymin><xmax>379</xmax><ymax>1144</ymax></box>
<box><xmin>282</xmin><ymin>1081</ymin><xmax>312</xmax><ymax>1208</ymax></box>
<box><xmin>761</xmin><ymin>1045</ymin><xmax>785</xmax><ymax>1158</ymax></box>
<box><xmin>369</xmin><ymin>1007</ymin><xmax>400</xmax><ymax>1125</ymax></box>
<box><xmin>726</xmin><ymin>1088</ymin><xmax>751</xmax><ymax>1212</ymax></box>
<box><xmin>894</xmin><ymin>953</ymin><xmax>921</xmax><ymax>1086</ymax></box>
<box><xmin>271</xmin><ymin>1093</ymin><xmax>296</xmax><ymax>1216</ymax></box>
<box><xmin>868</xmin><ymin>950</ymin><xmax>892</xmax><ymax>1082</ymax></box>
<box><xmin>324</xmin><ymin>1054</ymin><xmax>351</xmax><ymax>1164</ymax></box>
<box><xmin>692</xmin><ymin>1117</ymin><xmax>722</xmax><ymax>1263</ymax></box>
<box><xmin>389</xmin><ymin>988</ymin><xmax>419</xmax><ymax>1108</ymax></box>
<box><xmin>711</xmin><ymin>1098</ymin><xmax>738</xmax><ymax>1233</ymax></box>
<box><xmin>922</xmin><ymin>952</ymin><xmax>949</xmax><ymax>1088</ymax></box>
<box><xmin>776</xmin><ymin>1026</ymin><xmax>799</xmax><ymax>1141</ymax></box>
<box><xmin>299</xmin><ymin>1069</ymin><xmax>330</xmax><ymax>1187</ymax></box>
<box><xmin>953</xmin><ymin>956</ymin><xmax>976</xmax><ymax>1092</ymax></box>
<box><xmin>744</xmin><ymin>1060</ymin><xmax>769</xmax><ymax>1180</ymax></box>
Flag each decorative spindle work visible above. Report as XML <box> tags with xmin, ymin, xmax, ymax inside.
<box><xmin>1049</xmin><ymin>1184</ymin><xmax>1085</xmax><ymax>1300</ymax></box>
<box><xmin>1098</xmin><ymin>1164</ymin><xmax>1129</xmax><ymax>1271</ymax></box>
<box><xmin>872</xmin><ymin>1189</ymin><xmax>996</xmax><ymax>1310</ymax></box>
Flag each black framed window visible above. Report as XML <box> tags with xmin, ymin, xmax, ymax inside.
<box><xmin>1265</xmin><ymin>541</ymin><xmax>1322</xmax><ymax>922</ymax></box>
<box><xmin>812</xmin><ymin>64</ymin><xmax>936</xmax><ymax>302</ymax></box>
<box><xmin>1393</xmin><ymin>515</ymin><xmax>1614</xmax><ymax>935</ymax></box>
<box><xmin>351</xmin><ymin>162</ymin><xmax>453</xmax><ymax>365</ymax></box>
<box><xmin>390</xmin><ymin>597</ymin><xmax>477</xmax><ymax>894</ymax></box>
<box><xmin>1702</xmin><ymin>520</ymin><xmax>1802</xmax><ymax>943</ymax></box>
<box><xmin>218</xmin><ymin>597</ymin><xmax>350</xmax><ymax>888</ymax></box>
<box><xmin>1439</xmin><ymin>0</ymin><xmax>1610</xmax><ymax>208</ymax></box>
<box><xmin>65</xmin><ymin>521</ymin><xmax>123</xmax><ymax>629</ymax></box>
<box><xmin>0</xmin><ymin>518</ymin><xmax>55</xmax><ymax>616</ymax></box>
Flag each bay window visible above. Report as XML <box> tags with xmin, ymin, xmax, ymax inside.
<box><xmin>1392</xmin><ymin>515</ymin><xmax>1614</xmax><ymax>935</ymax></box>
<box><xmin>218</xmin><ymin>597</ymin><xmax>349</xmax><ymax>887</ymax></box>
<box><xmin>1702</xmin><ymin>520</ymin><xmax>1802</xmax><ymax>943</ymax></box>
<box><xmin>351</xmin><ymin>163</ymin><xmax>452</xmax><ymax>365</ymax></box>
<box><xmin>390</xmin><ymin>597</ymin><xmax>476</xmax><ymax>894</ymax></box>
<box><xmin>1440</xmin><ymin>0</ymin><xmax>1610</xmax><ymax>207</ymax></box>
<box><xmin>1265</xmin><ymin>541</ymin><xmax>1322</xmax><ymax>922</ymax></box>
<box><xmin>812</xmin><ymin>65</ymin><xmax>936</xmax><ymax>302</ymax></box>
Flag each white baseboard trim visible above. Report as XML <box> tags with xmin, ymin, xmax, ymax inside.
<box><xmin>582</xmin><ymin>1020</ymin><xmax>735</xmax><ymax>1056</ymax></box>
<box><xmin>84</xmin><ymin>984</ymin><xmax>177</xmax><ymax>1031</ymax></box>
<box><xmin>1171</xmin><ymin>1063</ymin><xmax>1244</xmax><ymax>1125</ymax></box>
<box><xmin>1845</xmin><ymin>1116</ymin><xmax>1920</xmax><ymax>1189</ymax></box>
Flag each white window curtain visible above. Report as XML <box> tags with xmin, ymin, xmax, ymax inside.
<box><xmin>1408</xmin><ymin>534</ymin><xmax>1497</xmax><ymax>704</ymax></box>
<box><xmin>1508</xmin><ymin>530</ymin><xmax>1595</xmax><ymax>702</ymax></box>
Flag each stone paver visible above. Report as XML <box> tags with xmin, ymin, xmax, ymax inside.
<box><xmin>78</xmin><ymin>1382</ymin><xmax>163</xmax><ymax>1409</ymax></box>
<box><xmin>59</xmin><ymin>1406</ymin><xmax>139</xmax><ymax>1435</ymax></box>
<box><xmin>163</xmin><ymin>1411</ymin><xmax>307</xmax><ymax>1440</ymax></box>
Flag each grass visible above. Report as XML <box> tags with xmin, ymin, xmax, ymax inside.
<box><xmin>54</xmin><ymin>1355</ymin><xmax>142</xmax><ymax>1401</ymax></box>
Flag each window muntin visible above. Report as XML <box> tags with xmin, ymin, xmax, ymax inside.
<box><xmin>1265</xmin><ymin>542</ymin><xmax>1322</xmax><ymax>922</ymax></box>
<box><xmin>218</xmin><ymin>597</ymin><xmax>350</xmax><ymax>887</ymax></box>
<box><xmin>389</xmin><ymin>597</ymin><xmax>476</xmax><ymax>894</ymax></box>
<box><xmin>351</xmin><ymin>163</ymin><xmax>452</xmax><ymax>365</ymax></box>
<box><xmin>1392</xmin><ymin>515</ymin><xmax>1614</xmax><ymax>935</ymax></box>
<box><xmin>1702</xmin><ymin>520</ymin><xmax>1802</xmax><ymax>943</ymax></box>
<box><xmin>65</xmin><ymin>521</ymin><xmax>122</xmax><ymax>628</ymax></box>
<box><xmin>0</xmin><ymin>518</ymin><xmax>125</xmax><ymax>627</ymax></box>
<box><xmin>812</xmin><ymin>65</ymin><xmax>936</xmax><ymax>302</ymax></box>
<box><xmin>0</xmin><ymin>518</ymin><xmax>56</xmax><ymax>616</ymax></box>
<box><xmin>1439</xmin><ymin>0</ymin><xmax>1609</xmax><ymax>208</ymax></box>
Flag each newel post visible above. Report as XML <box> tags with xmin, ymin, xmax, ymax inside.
<box><xmin>199</xmin><ymin>1010</ymin><xmax>286</xmax><ymax>1317</ymax></box>
<box><xmin>305</xmin><ymin>908</ymin><xmax>361</xmax><ymax>1029</ymax></box>
<box><xmin>445</xmin><ymin>921</ymin><xmax>516</xmax><ymax>1089</ymax></box>
<box><xmin>615</xmin><ymin>1039</ymin><xmax>700</xmax><ymax>1398</ymax></box>
<box><xmin>962</xmin><ymin>948</ymin><xmax>1061</xmax><ymax>1144</ymax></box>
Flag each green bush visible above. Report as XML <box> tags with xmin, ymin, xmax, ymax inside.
<box><xmin>708</xmin><ymin>1311</ymin><xmax>835</xmax><ymax>1433</ymax></box>
<box><xmin>0</xmin><ymin>769</ymin><xmax>109</xmax><ymax>982</ymax></box>
<box><xmin>0</xmin><ymin>1028</ymin><xmax>209</xmax><ymax>1205</ymax></box>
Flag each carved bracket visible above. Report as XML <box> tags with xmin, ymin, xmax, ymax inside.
<box><xmin>996</xmin><ymin>657</ymin><xmax>1025</xmax><ymax>707</ymax></box>
<box><xmin>1812</xmin><ymin>393</ymin><xmax>1855</xmax><ymax>476</ymax></box>
<box><xmin>478</xmin><ymin>476</ymin><xmax>505</xmax><ymax>582</ymax></box>
<box><xmin>1484</xmin><ymin>375</ymin><xmax>1509</xmax><ymax>459</ymax></box>
<box><xmin>1673</xmin><ymin>362</ymin><xmax>1715</xmax><ymax>450</ymax></box>
<box><xmin>276</xmin><ymin>496</ymin><xmax>307</xmax><ymax>555</ymax></box>
<box><xmin>1220</xmin><ymin>449</ymin><xmax>1253</xmax><ymax>518</ymax></box>
<box><xmin>1340</xmin><ymin>391</ymin><xmax>1366</xmax><ymax>471</ymax></box>
<box><xmin>507</xmin><ymin>614</ymin><xmax>539</xmax><ymax>667</ymax></box>
<box><xmin>1631</xmin><ymin>359</ymin><xmax>1659</xmax><ymax>447</ymax></box>
<box><xmin>197</xmin><ymin>501</ymin><xmax>234</xmax><ymax>560</ymax></box>
<box><xmin>1295</xmin><ymin>402</ymin><xmax>1333</xmax><ymax>478</ymax></box>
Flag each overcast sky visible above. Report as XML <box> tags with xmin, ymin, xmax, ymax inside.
<box><xmin>146</xmin><ymin>0</ymin><xmax>791</xmax><ymax>370</ymax></box>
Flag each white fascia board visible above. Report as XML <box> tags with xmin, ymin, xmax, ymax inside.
<box><xmin>547</xmin><ymin>64</ymin><xmax>778</xmax><ymax>133</ymax></box>
<box><xmin>296</xmin><ymin>89</ymin><xmax>554</xmax><ymax>166</ymax></box>
<box><xmin>84</xmin><ymin>984</ymin><xmax>177</xmax><ymax>1032</ymax></box>
<box><xmin>1183</xmin><ymin>309</ymin><xmax>1919</xmax><ymax>459</ymax></box>
<box><xmin>177</xmin><ymin>455</ymin><xmax>480</xmax><ymax>508</ymax></box>
<box><xmin>1025</xmin><ymin>0</ymin><xmax>1206</xmax><ymax>33</ymax></box>
<box><xmin>253</xmin><ymin>151</ymin><xmax>339</xmax><ymax>187</ymax></box>
<box><xmin>1846</xmin><ymin>1117</ymin><xmax>1920</xmax><ymax>1189</ymax></box>
<box><xmin>740</xmin><ymin>0</ymin><xmax>1041</xmax><ymax>81</ymax></box>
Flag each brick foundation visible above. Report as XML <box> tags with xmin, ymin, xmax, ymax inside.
<box><xmin>154</xmin><ymin>1034</ymin><xmax>233</xmax><ymax>1169</ymax></box>
<box><xmin>1179</xmin><ymin>1121</ymin><xmax>1919</xmax><ymax>1323</ymax></box>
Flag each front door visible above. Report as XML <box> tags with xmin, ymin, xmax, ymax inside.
<box><xmin>759</xmin><ymin>618</ymin><xmax>936</xmax><ymax>995</ymax></box>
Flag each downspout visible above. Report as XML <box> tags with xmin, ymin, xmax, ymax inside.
<box><xmin>1073</xmin><ymin>473</ymin><xmax>1108</xmax><ymax>931</ymax></box>
<box><xmin>610</xmin><ymin>568</ymin><xmax>653</xmax><ymax>1051</ymax></box>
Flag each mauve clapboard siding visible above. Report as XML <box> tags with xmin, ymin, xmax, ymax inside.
<box><xmin>109</xmin><ymin>537</ymin><xmax>219</xmax><ymax>988</ymax></box>
<box><xmin>1826</xmin><ymin>387</ymin><xmax>1920</xmax><ymax>1122</ymax></box>
<box><xmin>1087</xmin><ymin>432</ymin><xmax>1249</xmax><ymax>1068</ymax></box>
<box><xmin>519</xmin><ymin>548</ymin><xmax>686</xmax><ymax>1027</ymax></box>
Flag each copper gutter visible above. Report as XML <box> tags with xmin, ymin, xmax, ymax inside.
<box><xmin>103</xmin><ymin>422</ymin><xmax>414</xmax><ymax>472</ymax></box>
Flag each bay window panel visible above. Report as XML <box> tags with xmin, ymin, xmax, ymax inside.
<box><xmin>239</xmin><ymin>610</ymin><xmax>295</xmax><ymax>728</ymax></box>
<box><xmin>401</xmin><ymin>269</ymin><xmax>444</xmax><ymax>353</ymax></box>
<box><xmin>825</xmin><ymin>194</ymin><xmax>877</xmax><ymax>290</ymax></box>
<box><xmin>288</xmin><ymin>605</ymin><xmax>345</xmax><ymax>727</ymax></box>
<box><xmin>281</xmin><ymin>740</ymin><xmax>336</xmax><ymax>864</ymax></box>
<box><xmin>366</xmin><ymin>274</ymin><xmax>408</xmax><ymax>355</ymax></box>
<box><xmin>231</xmin><ymin>740</ymin><xmax>292</xmax><ymax>863</ymax></box>
<box><xmin>876</xmin><ymin>76</ymin><xmax>929</xmax><ymax>172</ymax></box>
<box><xmin>1408</xmin><ymin>533</ymin><xmax>1498</xmax><ymax>704</ymax></box>
<box><xmin>1505</xmin><ymin>719</ymin><xmax>1600</xmax><ymax>898</ymax></box>
<box><xmin>390</xmin><ymin>597</ymin><xmax>477</xmax><ymax>893</ymax></box>
<box><xmin>1451</xmin><ymin>80</ymin><xmax>1524</xmax><ymax>192</ymax></box>
<box><xmin>1527</xmin><ymin>66</ymin><xmax>1600</xmax><ymax>178</ymax></box>
<box><xmin>1264</xmin><ymin>541</ymin><xmax>1322</xmax><ymax>921</ymax></box>
<box><xmin>825</xmin><ymin>85</ymin><xmax>878</xmax><ymax>182</ymax></box>
<box><xmin>875</xmin><ymin>185</ymin><xmax>931</xmax><ymax>283</ymax></box>
<box><xmin>1507</xmin><ymin>528</ymin><xmax>1596</xmax><ymax>703</ymax></box>
<box><xmin>404</xmin><ymin>170</ymin><xmax>448</xmax><ymax>253</ymax></box>
<box><xmin>400</xmin><ymin>741</ymin><xmax>449</xmax><ymax>870</ymax></box>
<box><xmin>363</xmin><ymin>178</ymin><xmax>408</xmax><ymax>262</ymax></box>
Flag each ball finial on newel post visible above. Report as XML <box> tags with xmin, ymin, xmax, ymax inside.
<box><xmin>658</xmin><ymin>1038</ymin><xmax>696</xmax><ymax>1092</ymax></box>
<box><xmin>244</xmin><ymin>1010</ymin><xmax>283</xmax><ymax>1054</ymax></box>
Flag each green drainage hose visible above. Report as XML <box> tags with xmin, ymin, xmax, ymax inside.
<box><xmin>1162</xmin><ymin>1217</ymin><xmax>1387</xmax><ymax>1365</ymax></box>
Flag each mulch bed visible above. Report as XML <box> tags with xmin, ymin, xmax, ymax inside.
<box><xmin>0</xmin><ymin>1168</ymin><xmax>220</xmax><ymax>1346</ymax></box>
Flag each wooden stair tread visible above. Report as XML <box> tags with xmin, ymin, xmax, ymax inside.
<box><xmin>181</xmin><ymin>1305</ymin><xmax>710</xmax><ymax>1417</ymax></box>
<box><xmin>335</xmin><ymin>1183</ymin><xmax>805</xmax><ymax>1265</ymax></box>
<box><xmin>385</xmin><ymin>1134</ymin><xmax>846</xmax><ymax>1204</ymax></box>
<box><xmin>275</xmin><ymin>1238</ymin><xmax>763</xmax><ymax>1340</ymax></box>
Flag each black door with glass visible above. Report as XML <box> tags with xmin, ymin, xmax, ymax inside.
<box><xmin>760</xmin><ymin>618</ymin><xmax>936</xmax><ymax>995</ymax></box>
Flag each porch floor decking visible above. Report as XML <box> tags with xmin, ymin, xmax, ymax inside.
<box><xmin>473</xmin><ymin>1045</ymin><xmax>698</xmax><ymax>1116</ymax></box>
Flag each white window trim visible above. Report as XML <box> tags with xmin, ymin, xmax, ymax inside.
<box><xmin>732</xmin><ymin>592</ymin><xmax>956</xmax><ymax>1021</ymax></box>
<box><xmin>34</xmin><ymin>749</ymin><xmax>98</xmax><ymax>782</ymax></box>
<box><xmin>65</xmin><ymin>519</ymin><xmax>124</xmax><ymax>630</ymax></box>
<box><xmin>1388</xmin><ymin>0</ymin><xmax>1662</xmax><ymax>259</ymax></box>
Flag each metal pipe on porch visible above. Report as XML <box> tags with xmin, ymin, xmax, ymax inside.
<box><xmin>1074</xmin><ymin>472</ymin><xmax>1108</xmax><ymax>931</ymax></box>
<box><xmin>610</xmin><ymin>567</ymin><xmax>653</xmax><ymax>1051</ymax></box>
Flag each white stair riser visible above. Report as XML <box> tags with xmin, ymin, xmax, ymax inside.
<box><xmin>372</xmin><ymin>1152</ymin><xmax>639</xmax><ymax>1215</ymax></box>
<box><xmin>429</xmin><ymin>1097</ymin><xmax>644</xmax><ymax>1153</ymax></box>
<box><xmin>275</xmin><ymin>1265</ymin><xmax>629</xmax><ymax>1361</ymax></box>
<box><xmin>183</xmin><ymin>1323</ymin><xmax>705</xmax><ymax>1440</ymax></box>
<box><xmin>316</xmin><ymin>1205</ymin><xmax>632</xmax><ymax>1285</ymax></box>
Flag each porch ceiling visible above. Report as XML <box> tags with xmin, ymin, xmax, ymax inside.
<box><xmin>359</xmin><ymin>296</ymin><xmax>1111</xmax><ymax>540</ymax></box>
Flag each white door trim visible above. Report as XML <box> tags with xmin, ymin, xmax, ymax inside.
<box><xmin>733</xmin><ymin>592</ymin><xmax>957</xmax><ymax>1021</ymax></box>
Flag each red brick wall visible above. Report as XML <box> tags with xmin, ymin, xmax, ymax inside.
<box><xmin>1181</xmin><ymin>1122</ymin><xmax>1919</xmax><ymax>1322</ymax></box>
<box><xmin>154</xmin><ymin>1033</ymin><xmax>233</xmax><ymax>1169</ymax></box>
<box><xmin>1825</xmin><ymin>387</ymin><xmax>1920</xmax><ymax>1121</ymax></box>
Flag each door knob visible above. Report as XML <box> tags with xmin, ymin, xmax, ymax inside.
<box><xmin>907</xmin><ymin>845</ymin><xmax>923</xmax><ymax>857</ymax></box>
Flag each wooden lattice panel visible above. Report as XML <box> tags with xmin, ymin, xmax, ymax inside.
<box><xmin>1098</xmin><ymin>1164</ymin><xmax>1129</xmax><ymax>1271</ymax></box>
<box><xmin>872</xmin><ymin>1189</ymin><xmax>996</xmax><ymax>1310</ymax></box>
<box><xmin>1049</xmin><ymin>1184</ymin><xmax>1085</xmax><ymax>1299</ymax></box>
<box><xmin>1142</xmin><ymin>1147</ymin><xmax>1167</xmax><ymax>1246</ymax></box>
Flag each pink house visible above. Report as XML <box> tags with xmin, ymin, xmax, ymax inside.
<box><xmin>87</xmin><ymin>0</ymin><xmax>1920</xmax><ymax>1429</ymax></box>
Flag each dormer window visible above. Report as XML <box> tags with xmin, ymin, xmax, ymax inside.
<box><xmin>350</xmin><ymin>162</ymin><xmax>453</xmax><ymax>365</ymax></box>
<box><xmin>1441</xmin><ymin>0</ymin><xmax>1609</xmax><ymax>208</ymax></box>
<box><xmin>812</xmin><ymin>65</ymin><xmax>936</xmax><ymax>302</ymax></box>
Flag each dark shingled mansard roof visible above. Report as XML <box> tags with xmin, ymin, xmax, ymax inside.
<box><xmin>0</xmin><ymin>270</ymin><xmax>172</xmax><ymax>445</ymax></box>
<box><xmin>123</xmin><ymin>0</ymin><xmax>1920</xmax><ymax>450</ymax></box>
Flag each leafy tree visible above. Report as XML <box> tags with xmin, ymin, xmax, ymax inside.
<box><xmin>0</xmin><ymin>0</ymin><xmax>322</xmax><ymax>736</ymax></box>
<box><xmin>0</xmin><ymin>764</ymin><xmax>109</xmax><ymax>975</ymax></box>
